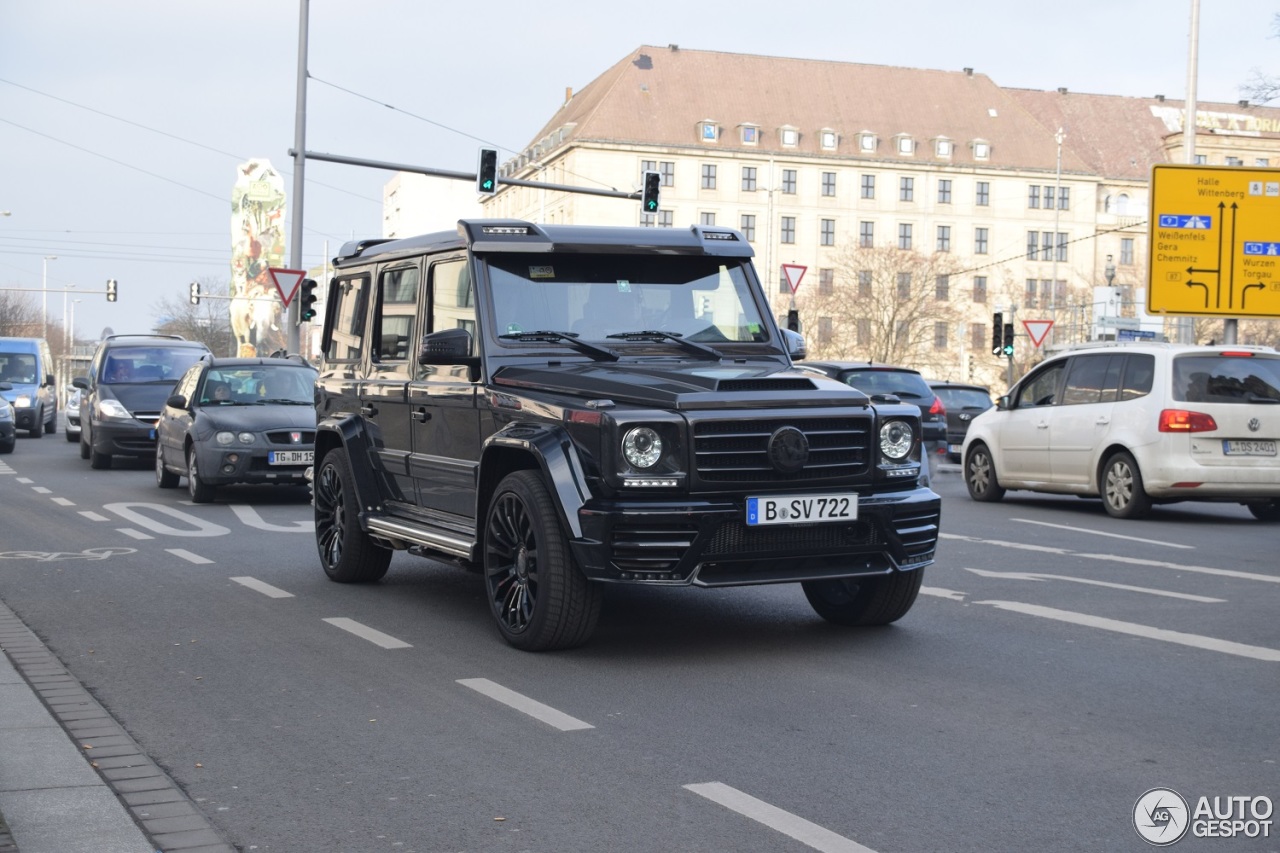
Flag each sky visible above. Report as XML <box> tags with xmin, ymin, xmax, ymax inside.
<box><xmin>2</xmin><ymin>0</ymin><xmax>1277</xmax><ymax>341</ymax></box>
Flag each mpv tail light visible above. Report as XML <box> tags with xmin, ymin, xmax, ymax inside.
<box><xmin>929</xmin><ymin>396</ymin><xmax>945</xmax><ymax>417</ymax></box>
<box><xmin>1159</xmin><ymin>409</ymin><xmax>1218</xmax><ymax>433</ymax></box>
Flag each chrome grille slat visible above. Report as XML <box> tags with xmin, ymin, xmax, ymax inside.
<box><xmin>693</xmin><ymin>416</ymin><xmax>872</xmax><ymax>484</ymax></box>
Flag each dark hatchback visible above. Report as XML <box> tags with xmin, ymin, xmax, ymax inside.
<box><xmin>926</xmin><ymin>380</ymin><xmax>994</xmax><ymax>462</ymax></box>
<box><xmin>155</xmin><ymin>355</ymin><xmax>318</xmax><ymax>502</ymax></box>
<box><xmin>798</xmin><ymin>362</ymin><xmax>947</xmax><ymax>444</ymax></box>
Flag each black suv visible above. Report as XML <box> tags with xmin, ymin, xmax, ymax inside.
<box><xmin>74</xmin><ymin>334</ymin><xmax>211</xmax><ymax>469</ymax></box>
<box><xmin>311</xmin><ymin>220</ymin><xmax>941</xmax><ymax>650</ymax></box>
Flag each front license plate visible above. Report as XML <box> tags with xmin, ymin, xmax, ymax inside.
<box><xmin>1223</xmin><ymin>439</ymin><xmax>1277</xmax><ymax>457</ymax></box>
<box><xmin>746</xmin><ymin>493</ymin><xmax>858</xmax><ymax>526</ymax></box>
<box><xmin>269</xmin><ymin>450</ymin><xmax>314</xmax><ymax>465</ymax></box>
<box><xmin>148</xmin><ymin>429</ymin><xmax>156</xmax><ymax>440</ymax></box>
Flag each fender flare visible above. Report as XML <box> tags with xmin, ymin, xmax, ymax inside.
<box><xmin>314</xmin><ymin>412</ymin><xmax>386</xmax><ymax>517</ymax></box>
<box><xmin>480</xmin><ymin>422</ymin><xmax>593</xmax><ymax>539</ymax></box>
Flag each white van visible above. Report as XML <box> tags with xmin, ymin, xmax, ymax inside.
<box><xmin>0</xmin><ymin>337</ymin><xmax>57</xmax><ymax>437</ymax></box>
<box><xmin>962</xmin><ymin>342</ymin><xmax>1280</xmax><ymax>520</ymax></box>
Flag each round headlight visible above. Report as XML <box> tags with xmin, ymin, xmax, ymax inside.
<box><xmin>238</xmin><ymin>432</ymin><xmax>255</xmax><ymax>445</ymax></box>
<box><xmin>215</xmin><ymin>431</ymin><xmax>235</xmax><ymax>445</ymax></box>
<box><xmin>879</xmin><ymin>420</ymin><xmax>914</xmax><ymax>460</ymax></box>
<box><xmin>622</xmin><ymin>427</ymin><xmax>663</xmax><ymax>469</ymax></box>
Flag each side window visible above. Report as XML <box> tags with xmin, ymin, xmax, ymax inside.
<box><xmin>1062</xmin><ymin>355</ymin><xmax>1116</xmax><ymax>405</ymax></box>
<box><xmin>325</xmin><ymin>275</ymin><xmax>370</xmax><ymax>363</ymax></box>
<box><xmin>1119</xmin><ymin>354</ymin><xmax>1155</xmax><ymax>401</ymax></box>
<box><xmin>429</xmin><ymin>258</ymin><xmax>476</xmax><ymax>337</ymax></box>
<box><xmin>1015</xmin><ymin>362</ymin><xmax>1065</xmax><ymax>408</ymax></box>
<box><xmin>177</xmin><ymin>367</ymin><xmax>201</xmax><ymax>402</ymax></box>
<box><xmin>373</xmin><ymin>265</ymin><xmax>420</xmax><ymax>368</ymax></box>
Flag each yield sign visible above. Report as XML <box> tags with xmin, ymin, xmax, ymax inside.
<box><xmin>781</xmin><ymin>264</ymin><xmax>807</xmax><ymax>294</ymax></box>
<box><xmin>267</xmin><ymin>267</ymin><xmax>306</xmax><ymax>308</ymax></box>
<box><xmin>1023</xmin><ymin>319</ymin><xmax>1055</xmax><ymax>348</ymax></box>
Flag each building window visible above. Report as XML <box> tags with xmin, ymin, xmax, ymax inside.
<box><xmin>861</xmin><ymin>174</ymin><xmax>875</xmax><ymax>199</ymax></box>
<box><xmin>898</xmin><ymin>223</ymin><xmax>913</xmax><ymax>250</ymax></box>
<box><xmin>1194</xmin><ymin>154</ymin><xmax>1207</xmax><ymax>164</ymax></box>
<box><xmin>818</xmin><ymin>316</ymin><xmax>833</xmax><ymax>344</ymax></box>
<box><xmin>701</xmin><ymin>164</ymin><xmax>717</xmax><ymax>190</ymax></box>
<box><xmin>974</xmin><ymin>276</ymin><xmax>987</xmax><ymax>303</ymax></box>
<box><xmin>900</xmin><ymin>177</ymin><xmax>914</xmax><ymax>201</ymax></box>
<box><xmin>781</xmin><ymin>216</ymin><xmax>795</xmax><ymax>244</ymax></box>
<box><xmin>1058</xmin><ymin>186</ymin><xmax>1070</xmax><ymax>210</ymax></box>
<box><xmin>821</xmin><ymin>172</ymin><xmax>836</xmax><ymax>197</ymax></box>
<box><xmin>1025</xmin><ymin>278</ymin><xmax>1038</xmax><ymax>308</ymax></box>
<box><xmin>897</xmin><ymin>136</ymin><xmax>915</xmax><ymax>155</ymax></box>
<box><xmin>973</xmin><ymin>141</ymin><xmax>991</xmax><ymax>159</ymax></box>
<box><xmin>857</xmin><ymin>317</ymin><xmax>871</xmax><ymax>346</ymax></box>
<box><xmin>934</xmin><ymin>321</ymin><xmax>948</xmax><ymax>350</ymax></box>
<box><xmin>936</xmin><ymin>138</ymin><xmax>953</xmax><ymax>157</ymax></box>
<box><xmin>779</xmin><ymin>276</ymin><xmax>790</xmax><ymax>295</ymax></box>
<box><xmin>896</xmin><ymin>320</ymin><xmax>910</xmax><ymax>343</ymax></box>
<box><xmin>820</xmin><ymin>219</ymin><xmax>835</xmax><ymax>246</ymax></box>
<box><xmin>1055</xmin><ymin>232</ymin><xmax>1067</xmax><ymax>262</ymax></box>
<box><xmin>1120</xmin><ymin>237</ymin><xmax>1134</xmax><ymax>265</ymax></box>
<box><xmin>975</xmin><ymin>227</ymin><xmax>989</xmax><ymax>255</ymax></box>
<box><xmin>1027</xmin><ymin>231</ymin><xmax>1040</xmax><ymax>260</ymax></box>
<box><xmin>936</xmin><ymin>225</ymin><xmax>951</xmax><ymax>252</ymax></box>
<box><xmin>740</xmin><ymin>214</ymin><xmax>756</xmax><ymax>242</ymax></box>
<box><xmin>818</xmin><ymin>268</ymin><xmax>834</xmax><ymax>295</ymax></box>
<box><xmin>971</xmin><ymin>323</ymin><xmax>986</xmax><ymax>352</ymax></box>
<box><xmin>1041</xmin><ymin>231</ymin><xmax>1054</xmax><ymax>261</ymax></box>
<box><xmin>858</xmin><ymin>270</ymin><xmax>872</xmax><ymax>298</ymax></box>
<box><xmin>976</xmin><ymin>181</ymin><xmax>990</xmax><ymax>206</ymax></box>
<box><xmin>742</xmin><ymin>125</ymin><xmax>759</xmax><ymax>144</ymax></box>
<box><xmin>1257</xmin><ymin>158</ymin><xmax>1271</xmax><ymax>167</ymax></box>
<box><xmin>859</xmin><ymin>133</ymin><xmax>877</xmax><ymax>152</ymax></box>
<box><xmin>938</xmin><ymin>179</ymin><xmax>952</xmax><ymax>204</ymax></box>
<box><xmin>1226</xmin><ymin>156</ymin><xmax>1243</xmax><ymax>166</ymax></box>
<box><xmin>742</xmin><ymin>166</ymin><xmax>757</xmax><ymax>191</ymax></box>
<box><xmin>1045</xmin><ymin>186</ymin><xmax>1056</xmax><ymax>209</ymax></box>
<box><xmin>781</xmin><ymin>127</ymin><xmax>799</xmax><ymax>146</ymax></box>
<box><xmin>701</xmin><ymin>122</ymin><xmax>718</xmax><ymax>141</ymax></box>
<box><xmin>859</xmin><ymin>221</ymin><xmax>874</xmax><ymax>248</ymax></box>
<box><xmin>782</xmin><ymin>170</ymin><xmax>797</xmax><ymax>194</ymax></box>
<box><xmin>820</xmin><ymin>130</ymin><xmax>838</xmax><ymax>149</ymax></box>
<box><xmin>660</xmin><ymin>162</ymin><xmax>675</xmax><ymax>186</ymax></box>
<box><xmin>640</xmin><ymin>212</ymin><xmax>656</xmax><ymax>228</ymax></box>
<box><xmin>700</xmin><ymin>212</ymin><xmax>716</xmax><ymax>226</ymax></box>
<box><xmin>935</xmin><ymin>274</ymin><xmax>950</xmax><ymax>301</ymax></box>
<box><xmin>1029</xmin><ymin>185</ymin><xmax>1041</xmax><ymax>209</ymax></box>
<box><xmin>897</xmin><ymin>272</ymin><xmax>912</xmax><ymax>300</ymax></box>
<box><xmin>641</xmin><ymin>160</ymin><xmax>657</xmax><ymax>179</ymax></box>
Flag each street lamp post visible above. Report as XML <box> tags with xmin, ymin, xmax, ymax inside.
<box><xmin>69</xmin><ymin>299</ymin><xmax>82</xmax><ymax>349</ymax></box>
<box><xmin>41</xmin><ymin>255</ymin><xmax>57</xmax><ymax>340</ymax></box>
<box><xmin>62</xmin><ymin>284</ymin><xmax>76</xmax><ymax>349</ymax></box>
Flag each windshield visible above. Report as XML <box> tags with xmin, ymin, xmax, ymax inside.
<box><xmin>840</xmin><ymin>370</ymin><xmax>933</xmax><ymax>400</ymax></box>
<box><xmin>102</xmin><ymin>346</ymin><xmax>205</xmax><ymax>384</ymax></box>
<box><xmin>485</xmin><ymin>253</ymin><xmax>770</xmax><ymax>348</ymax></box>
<box><xmin>0</xmin><ymin>353</ymin><xmax>37</xmax><ymax>385</ymax></box>
<box><xmin>198</xmin><ymin>365</ymin><xmax>317</xmax><ymax>405</ymax></box>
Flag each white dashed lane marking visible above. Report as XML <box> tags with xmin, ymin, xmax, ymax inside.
<box><xmin>166</xmin><ymin>548</ymin><xmax>213</xmax><ymax>565</ymax></box>
<box><xmin>684</xmin><ymin>782</ymin><xmax>879</xmax><ymax>853</ymax></box>
<box><xmin>51</xmin><ymin>497</ymin><xmax>74</xmax><ymax>506</ymax></box>
<box><xmin>230</xmin><ymin>576</ymin><xmax>294</xmax><ymax>598</ymax></box>
<box><xmin>323</xmin><ymin>617</ymin><xmax>412</xmax><ymax>649</ymax></box>
<box><xmin>117</xmin><ymin>528</ymin><xmax>154</xmax><ymax>540</ymax></box>
<box><xmin>79</xmin><ymin>511</ymin><xmax>109</xmax><ymax>522</ymax></box>
<box><xmin>457</xmin><ymin>678</ymin><xmax>594</xmax><ymax>731</ymax></box>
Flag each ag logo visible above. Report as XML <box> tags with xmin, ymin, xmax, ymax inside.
<box><xmin>1134</xmin><ymin>787</ymin><xmax>1189</xmax><ymax>845</ymax></box>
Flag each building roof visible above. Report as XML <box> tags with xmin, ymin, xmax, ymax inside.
<box><xmin>521</xmin><ymin>45</ymin><xmax>1280</xmax><ymax>181</ymax></box>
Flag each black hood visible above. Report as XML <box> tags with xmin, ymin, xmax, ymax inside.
<box><xmin>102</xmin><ymin>382</ymin><xmax>179</xmax><ymax>415</ymax></box>
<box><xmin>492</xmin><ymin>360</ymin><xmax>870</xmax><ymax>410</ymax></box>
<box><xmin>198</xmin><ymin>404</ymin><xmax>317</xmax><ymax>432</ymax></box>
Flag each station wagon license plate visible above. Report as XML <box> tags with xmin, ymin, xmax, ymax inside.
<box><xmin>269</xmin><ymin>450</ymin><xmax>313</xmax><ymax>465</ymax></box>
<box><xmin>747</xmin><ymin>493</ymin><xmax>858</xmax><ymax>526</ymax></box>
<box><xmin>1223</xmin><ymin>440</ymin><xmax>1277</xmax><ymax>457</ymax></box>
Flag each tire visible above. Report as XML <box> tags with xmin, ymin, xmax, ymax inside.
<box><xmin>803</xmin><ymin>569</ymin><xmax>924</xmax><ymax>626</ymax></box>
<box><xmin>45</xmin><ymin>408</ymin><xmax>56</xmax><ymax>435</ymax></box>
<box><xmin>156</xmin><ymin>444</ymin><xmax>179</xmax><ymax>488</ymax></box>
<box><xmin>28</xmin><ymin>415</ymin><xmax>43</xmax><ymax>438</ymax></box>
<box><xmin>484</xmin><ymin>470</ymin><xmax>601</xmax><ymax>651</ymax></box>
<box><xmin>313</xmin><ymin>450</ymin><xmax>391</xmax><ymax>583</ymax></box>
<box><xmin>0</xmin><ymin>438</ymin><xmax>13</xmax><ymax>455</ymax></box>
<box><xmin>186</xmin><ymin>447</ymin><xmax>215</xmax><ymax>503</ymax></box>
<box><xmin>1101</xmin><ymin>451</ymin><xmax>1151</xmax><ymax>519</ymax></box>
<box><xmin>1247</xmin><ymin>500</ymin><xmax>1280</xmax><ymax>522</ymax></box>
<box><xmin>79</xmin><ymin>431</ymin><xmax>91</xmax><ymax>459</ymax></box>
<box><xmin>965</xmin><ymin>443</ymin><xmax>1005</xmax><ymax>502</ymax></box>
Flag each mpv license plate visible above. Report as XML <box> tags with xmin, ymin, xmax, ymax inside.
<box><xmin>269</xmin><ymin>450</ymin><xmax>313</xmax><ymax>465</ymax></box>
<box><xmin>747</xmin><ymin>493</ymin><xmax>858</xmax><ymax>526</ymax></box>
<box><xmin>1223</xmin><ymin>440</ymin><xmax>1277</xmax><ymax>457</ymax></box>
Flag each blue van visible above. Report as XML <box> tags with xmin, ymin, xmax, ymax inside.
<box><xmin>0</xmin><ymin>337</ymin><xmax>57</xmax><ymax>437</ymax></box>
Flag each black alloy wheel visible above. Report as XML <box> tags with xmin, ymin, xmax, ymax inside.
<box><xmin>313</xmin><ymin>450</ymin><xmax>391</xmax><ymax>583</ymax></box>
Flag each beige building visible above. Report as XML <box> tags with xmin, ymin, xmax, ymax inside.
<box><xmin>389</xmin><ymin>46</ymin><xmax>1280</xmax><ymax>389</ymax></box>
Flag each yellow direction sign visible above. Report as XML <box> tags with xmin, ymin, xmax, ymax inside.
<box><xmin>1148</xmin><ymin>164</ymin><xmax>1280</xmax><ymax>318</ymax></box>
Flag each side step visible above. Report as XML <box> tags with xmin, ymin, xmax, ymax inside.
<box><xmin>366</xmin><ymin>516</ymin><xmax>474</xmax><ymax>560</ymax></box>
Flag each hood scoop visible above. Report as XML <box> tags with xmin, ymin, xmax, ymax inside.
<box><xmin>716</xmin><ymin>378</ymin><xmax>816</xmax><ymax>392</ymax></box>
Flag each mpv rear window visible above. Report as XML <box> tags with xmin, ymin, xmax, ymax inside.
<box><xmin>840</xmin><ymin>370</ymin><xmax>932</xmax><ymax>401</ymax></box>
<box><xmin>1173</xmin><ymin>354</ymin><xmax>1280</xmax><ymax>404</ymax></box>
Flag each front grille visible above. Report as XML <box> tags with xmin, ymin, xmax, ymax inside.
<box><xmin>609</xmin><ymin>524</ymin><xmax>699</xmax><ymax>572</ymax></box>
<box><xmin>693</xmin><ymin>416</ymin><xmax>871</xmax><ymax>484</ymax></box>
<box><xmin>266</xmin><ymin>430</ymin><xmax>316</xmax><ymax>445</ymax></box>
<box><xmin>134</xmin><ymin>413</ymin><xmax>160</xmax><ymax>426</ymax></box>
<box><xmin>703</xmin><ymin>519</ymin><xmax>879</xmax><ymax>556</ymax></box>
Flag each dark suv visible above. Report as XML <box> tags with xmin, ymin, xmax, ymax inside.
<box><xmin>74</xmin><ymin>335</ymin><xmax>211</xmax><ymax>469</ymax></box>
<box><xmin>311</xmin><ymin>220</ymin><xmax>941</xmax><ymax>650</ymax></box>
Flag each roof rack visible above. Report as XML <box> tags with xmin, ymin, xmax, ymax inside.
<box><xmin>103</xmin><ymin>333</ymin><xmax>187</xmax><ymax>341</ymax></box>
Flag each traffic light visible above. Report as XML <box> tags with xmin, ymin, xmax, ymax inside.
<box><xmin>299</xmin><ymin>278</ymin><xmax>318</xmax><ymax>322</ymax></box>
<box><xmin>1002</xmin><ymin>323</ymin><xmax>1015</xmax><ymax>358</ymax></box>
<box><xmin>991</xmin><ymin>312</ymin><xmax>1002</xmax><ymax>355</ymax></box>
<box><xmin>641</xmin><ymin>170</ymin><xmax>661</xmax><ymax>212</ymax></box>
<box><xmin>786</xmin><ymin>308</ymin><xmax>800</xmax><ymax>332</ymax></box>
<box><xmin>106</xmin><ymin>279</ymin><xmax>118</xmax><ymax>303</ymax></box>
<box><xmin>476</xmin><ymin>148</ymin><xmax>498</xmax><ymax>196</ymax></box>
<box><xmin>189</xmin><ymin>281</ymin><xmax>200</xmax><ymax>305</ymax></box>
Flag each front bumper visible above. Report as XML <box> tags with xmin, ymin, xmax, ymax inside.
<box><xmin>192</xmin><ymin>441</ymin><xmax>313</xmax><ymax>487</ymax></box>
<box><xmin>0</xmin><ymin>421</ymin><xmax>14</xmax><ymax>444</ymax></box>
<box><xmin>93</xmin><ymin>419</ymin><xmax>157</xmax><ymax>457</ymax></box>
<box><xmin>13</xmin><ymin>406</ymin><xmax>39</xmax><ymax>431</ymax></box>
<box><xmin>570</xmin><ymin>486</ymin><xmax>940</xmax><ymax>586</ymax></box>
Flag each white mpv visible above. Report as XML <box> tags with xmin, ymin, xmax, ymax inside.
<box><xmin>962</xmin><ymin>343</ymin><xmax>1280</xmax><ymax>520</ymax></box>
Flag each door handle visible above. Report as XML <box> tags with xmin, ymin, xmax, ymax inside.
<box><xmin>412</xmin><ymin>408</ymin><xmax>431</xmax><ymax>423</ymax></box>
<box><xmin>360</xmin><ymin>404</ymin><xmax>378</xmax><ymax>417</ymax></box>
<box><xmin>1037</xmin><ymin>421</ymin><xmax>1049</xmax><ymax>429</ymax></box>
<box><xmin>1095</xmin><ymin>417</ymin><xmax>1110</xmax><ymax>425</ymax></box>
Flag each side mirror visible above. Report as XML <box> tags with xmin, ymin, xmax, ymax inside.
<box><xmin>418</xmin><ymin>328</ymin><xmax>474</xmax><ymax>365</ymax></box>
<box><xmin>166</xmin><ymin>394</ymin><xmax>188</xmax><ymax>410</ymax></box>
<box><xmin>996</xmin><ymin>394</ymin><xmax>1011</xmax><ymax>411</ymax></box>
<box><xmin>73</xmin><ymin>376</ymin><xmax>89</xmax><ymax>390</ymax></box>
<box><xmin>782</xmin><ymin>328</ymin><xmax>807</xmax><ymax>361</ymax></box>
<box><xmin>44</xmin><ymin>373</ymin><xmax>56</xmax><ymax>387</ymax></box>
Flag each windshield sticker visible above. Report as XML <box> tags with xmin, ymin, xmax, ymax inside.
<box><xmin>529</xmin><ymin>266</ymin><xmax>555</xmax><ymax>279</ymax></box>
<box><xmin>616</xmin><ymin>280</ymin><xmax>631</xmax><ymax>293</ymax></box>
<box><xmin>506</xmin><ymin>323</ymin><xmax>523</xmax><ymax>335</ymax></box>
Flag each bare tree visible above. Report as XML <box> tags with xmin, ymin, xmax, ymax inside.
<box><xmin>797</xmin><ymin>244</ymin><xmax>966</xmax><ymax>375</ymax></box>
<box><xmin>1241</xmin><ymin>14</ymin><xmax>1280</xmax><ymax>104</ymax></box>
<box><xmin>0</xmin><ymin>291</ymin><xmax>42</xmax><ymax>338</ymax></box>
<box><xmin>152</xmin><ymin>277</ymin><xmax>237</xmax><ymax>357</ymax></box>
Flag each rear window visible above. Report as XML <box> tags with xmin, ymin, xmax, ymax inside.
<box><xmin>934</xmin><ymin>387</ymin><xmax>992</xmax><ymax>411</ymax></box>
<box><xmin>839</xmin><ymin>370</ymin><xmax>933</xmax><ymax>401</ymax></box>
<box><xmin>1173</xmin><ymin>354</ymin><xmax>1280</xmax><ymax>404</ymax></box>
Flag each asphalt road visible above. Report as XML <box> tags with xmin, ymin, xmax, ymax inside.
<box><xmin>1</xmin><ymin>430</ymin><xmax>1277</xmax><ymax>852</ymax></box>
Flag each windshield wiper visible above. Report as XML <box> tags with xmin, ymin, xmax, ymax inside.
<box><xmin>498</xmin><ymin>330</ymin><xmax>619</xmax><ymax>362</ymax></box>
<box><xmin>606</xmin><ymin>330</ymin><xmax>723</xmax><ymax>359</ymax></box>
